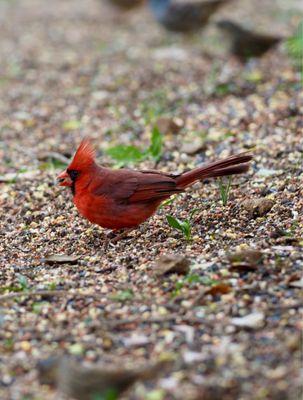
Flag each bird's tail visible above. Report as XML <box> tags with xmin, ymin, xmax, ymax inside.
<box><xmin>176</xmin><ymin>152</ymin><xmax>252</xmax><ymax>189</ymax></box>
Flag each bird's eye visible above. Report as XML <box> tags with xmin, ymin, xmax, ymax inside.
<box><xmin>67</xmin><ymin>170</ymin><xmax>79</xmax><ymax>181</ymax></box>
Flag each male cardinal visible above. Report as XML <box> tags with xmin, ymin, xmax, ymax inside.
<box><xmin>57</xmin><ymin>139</ymin><xmax>252</xmax><ymax>231</ymax></box>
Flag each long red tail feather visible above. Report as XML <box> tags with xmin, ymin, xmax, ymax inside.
<box><xmin>176</xmin><ymin>152</ymin><xmax>252</xmax><ymax>188</ymax></box>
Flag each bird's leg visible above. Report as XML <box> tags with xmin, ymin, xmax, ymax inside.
<box><xmin>108</xmin><ymin>228</ymin><xmax>136</xmax><ymax>244</ymax></box>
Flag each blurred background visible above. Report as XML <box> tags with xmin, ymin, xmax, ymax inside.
<box><xmin>0</xmin><ymin>0</ymin><xmax>301</xmax><ymax>168</ymax></box>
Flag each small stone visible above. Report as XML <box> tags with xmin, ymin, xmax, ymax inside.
<box><xmin>288</xmin><ymin>279</ymin><xmax>303</xmax><ymax>288</ymax></box>
<box><xmin>122</xmin><ymin>334</ymin><xmax>150</xmax><ymax>347</ymax></box>
<box><xmin>231</xmin><ymin>312</ymin><xmax>265</xmax><ymax>329</ymax></box>
<box><xmin>181</xmin><ymin>139</ymin><xmax>206</xmax><ymax>155</ymax></box>
<box><xmin>20</xmin><ymin>341</ymin><xmax>31</xmax><ymax>352</ymax></box>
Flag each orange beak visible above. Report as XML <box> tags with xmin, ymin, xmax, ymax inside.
<box><xmin>57</xmin><ymin>170</ymin><xmax>72</xmax><ymax>187</ymax></box>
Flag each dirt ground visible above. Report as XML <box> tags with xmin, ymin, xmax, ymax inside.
<box><xmin>0</xmin><ymin>0</ymin><xmax>302</xmax><ymax>399</ymax></box>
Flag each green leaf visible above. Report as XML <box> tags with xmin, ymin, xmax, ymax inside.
<box><xmin>3</xmin><ymin>338</ymin><xmax>14</xmax><ymax>351</ymax></box>
<box><xmin>62</xmin><ymin>120</ymin><xmax>81</xmax><ymax>131</ymax></box>
<box><xmin>185</xmin><ymin>274</ymin><xmax>201</xmax><ymax>284</ymax></box>
<box><xmin>17</xmin><ymin>274</ymin><xmax>28</xmax><ymax>291</ymax></box>
<box><xmin>200</xmin><ymin>276</ymin><xmax>219</xmax><ymax>286</ymax></box>
<box><xmin>286</xmin><ymin>21</ymin><xmax>303</xmax><ymax>61</ymax></box>
<box><xmin>32</xmin><ymin>301</ymin><xmax>49</xmax><ymax>314</ymax></box>
<box><xmin>286</xmin><ymin>21</ymin><xmax>303</xmax><ymax>83</ymax></box>
<box><xmin>92</xmin><ymin>388</ymin><xmax>119</xmax><ymax>400</ymax></box>
<box><xmin>160</xmin><ymin>196</ymin><xmax>176</xmax><ymax>208</ymax></box>
<box><xmin>145</xmin><ymin>389</ymin><xmax>166</xmax><ymax>400</ymax></box>
<box><xmin>111</xmin><ymin>289</ymin><xmax>134</xmax><ymax>302</ymax></box>
<box><xmin>166</xmin><ymin>215</ymin><xmax>183</xmax><ymax>230</ymax></box>
<box><xmin>48</xmin><ymin>282</ymin><xmax>57</xmax><ymax>291</ymax></box>
<box><xmin>106</xmin><ymin>145</ymin><xmax>144</xmax><ymax>166</ymax></box>
<box><xmin>180</xmin><ymin>220</ymin><xmax>191</xmax><ymax>241</ymax></box>
<box><xmin>147</xmin><ymin>125</ymin><xmax>163</xmax><ymax>161</ymax></box>
<box><xmin>40</xmin><ymin>159</ymin><xmax>67</xmax><ymax>171</ymax></box>
<box><xmin>68</xmin><ymin>343</ymin><xmax>84</xmax><ymax>356</ymax></box>
<box><xmin>189</xmin><ymin>208</ymin><xmax>199</xmax><ymax>220</ymax></box>
<box><xmin>218</xmin><ymin>176</ymin><xmax>232</xmax><ymax>206</ymax></box>
<box><xmin>166</xmin><ymin>216</ymin><xmax>192</xmax><ymax>241</ymax></box>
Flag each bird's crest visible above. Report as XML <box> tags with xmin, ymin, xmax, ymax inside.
<box><xmin>69</xmin><ymin>138</ymin><xmax>96</xmax><ymax>170</ymax></box>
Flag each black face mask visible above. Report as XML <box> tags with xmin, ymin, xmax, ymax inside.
<box><xmin>67</xmin><ymin>170</ymin><xmax>80</xmax><ymax>195</ymax></box>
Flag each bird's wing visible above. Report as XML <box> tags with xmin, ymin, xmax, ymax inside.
<box><xmin>92</xmin><ymin>169</ymin><xmax>183</xmax><ymax>204</ymax></box>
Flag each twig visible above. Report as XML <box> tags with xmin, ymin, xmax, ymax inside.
<box><xmin>267</xmin><ymin>302</ymin><xmax>303</xmax><ymax>311</ymax></box>
<box><xmin>107</xmin><ymin>315</ymin><xmax>179</xmax><ymax>328</ymax></box>
<box><xmin>39</xmin><ymin>151</ymin><xmax>70</xmax><ymax>164</ymax></box>
<box><xmin>105</xmin><ymin>314</ymin><xmax>214</xmax><ymax>329</ymax></box>
<box><xmin>0</xmin><ymin>290</ymin><xmax>103</xmax><ymax>302</ymax></box>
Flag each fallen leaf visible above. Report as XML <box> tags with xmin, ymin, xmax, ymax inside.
<box><xmin>231</xmin><ymin>312</ymin><xmax>265</xmax><ymax>329</ymax></box>
<box><xmin>242</xmin><ymin>198</ymin><xmax>274</xmax><ymax>218</ymax></box>
<box><xmin>205</xmin><ymin>283</ymin><xmax>231</xmax><ymax>296</ymax></box>
<box><xmin>275</xmin><ymin>236</ymin><xmax>300</xmax><ymax>245</ymax></box>
<box><xmin>194</xmin><ymin>282</ymin><xmax>232</xmax><ymax>306</ymax></box>
<box><xmin>155</xmin><ymin>116</ymin><xmax>184</xmax><ymax>135</ymax></box>
<box><xmin>62</xmin><ymin>119</ymin><xmax>81</xmax><ymax>131</ymax></box>
<box><xmin>227</xmin><ymin>248</ymin><xmax>263</xmax><ymax>271</ymax></box>
<box><xmin>154</xmin><ymin>254</ymin><xmax>190</xmax><ymax>276</ymax></box>
<box><xmin>43</xmin><ymin>254</ymin><xmax>80</xmax><ymax>265</ymax></box>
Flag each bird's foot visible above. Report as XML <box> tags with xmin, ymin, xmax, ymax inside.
<box><xmin>110</xmin><ymin>228</ymin><xmax>135</xmax><ymax>244</ymax></box>
<box><xmin>102</xmin><ymin>229</ymin><xmax>135</xmax><ymax>248</ymax></box>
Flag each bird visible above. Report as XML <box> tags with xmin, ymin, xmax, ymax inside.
<box><xmin>38</xmin><ymin>356</ymin><xmax>171</xmax><ymax>400</ymax></box>
<box><xmin>57</xmin><ymin>139</ymin><xmax>252</xmax><ymax>234</ymax></box>
<box><xmin>148</xmin><ymin>0</ymin><xmax>230</xmax><ymax>33</ymax></box>
<box><xmin>104</xmin><ymin>0</ymin><xmax>145</xmax><ymax>10</ymax></box>
<box><xmin>216</xmin><ymin>20</ymin><xmax>283</xmax><ymax>61</ymax></box>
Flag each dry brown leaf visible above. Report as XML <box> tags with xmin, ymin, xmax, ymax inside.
<box><xmin>205</xmin><ymin>283</ymin><xmax>232</xmax><ymax>296</ymax></box>
<box><xmin>154</xmin><ymin>254</ymin><xmax>190</xmax><ymax>276</ymax></box>
<box><xmin>242</xmin><ymin>198</ymin><xmax>274</xmax><ymax>218</ymax></box>
<box><xmin>228</xmin><ymin>248</ymin><xmax>263</xmax><ymax>271</ymax></box>
<box><xmin>156</xmin><ymin>116</ymin><xmax>184</xmax><ymax>135</ymax></box>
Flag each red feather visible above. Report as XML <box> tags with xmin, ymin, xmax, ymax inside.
<box><xmin>58</xmin><ymin>140</ymin><xmax>252</xmax><ymax>230</ymax></box>
<box><xmin>68</xmin><ymin>138</ymin><xmax>96</xmax><ymax>171</ymax></box>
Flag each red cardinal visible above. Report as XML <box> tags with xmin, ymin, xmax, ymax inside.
<box><xmin>57</xmin><ymin>139</ymin><xmax>252</xmax><ymax>230</ymax></box>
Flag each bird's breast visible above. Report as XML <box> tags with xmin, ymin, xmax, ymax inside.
<box><xmin>73</xmin><ymin>192</ymin><xmax>159</xmax><ymax>230</ymax></box>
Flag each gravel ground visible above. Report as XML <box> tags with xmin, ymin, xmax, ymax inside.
<box><xmin>0</xmin><ymin>0</ymin><xmax>302</xmax><ymax>399</ymax></box>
